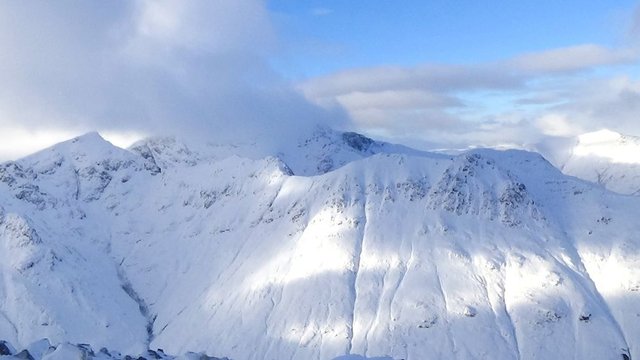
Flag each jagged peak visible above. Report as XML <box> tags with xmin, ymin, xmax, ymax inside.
<box><xmin>128</xmin><ymin>135</ymin><xmax>188</xmax><ymax>151</ymax></box>
<box><xmin>128</xmin><ymin>136</ymin><xmax>199</xmax><ymax>172</ymax></box>
<box><xmin>41</xmin><ymin>132</ymin><xmax>118</xmax><ymax>157</ymax></box>
<box><xmin>18</xmin><ymin>131</ymin><xmax>127</xmax><ymax>165</ymax></box>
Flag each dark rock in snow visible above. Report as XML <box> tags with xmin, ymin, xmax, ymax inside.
<box><xmin>579</xmin><ymin>313</ymin><xmax>591</xmax><ymax>322</ymax></box>
<box><xmin>182</xmin><ymin>352</ymin><xmax>229</xmax><ymax>360</ymax></box>
<box><xmin>77</xmin><ymin>343</ymin><xmax>95</xmax><ymax>357</ymax></box>
<box><xmin>0</xmin><ymin>340</ymin><xmax>14</xmax><ymax>355</ymax></box>
<box><xmin>342</xmin><ymin>132</ymin><xmax>374</xmax><ymax>152</ymax></box>
<box><xmin>14</xmin><ymin>349</ymin><xmax>34</xmax><ymax>360</ymax></box>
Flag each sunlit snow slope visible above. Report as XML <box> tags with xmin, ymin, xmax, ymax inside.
<box><xmin>552</xmin><ymin>129</ymin><xmax>640</xmax><ymax>195</ymax></box>
<box><xmin>0</xmin><ymin>128</ymin><xmax>639</xmax><ymax>360</ymax></box>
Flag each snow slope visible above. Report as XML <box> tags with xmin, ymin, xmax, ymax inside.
<box><xmin>0</xmin><ymin>128</ymin><xmax>639</xmax><ymax>360</ymax></box>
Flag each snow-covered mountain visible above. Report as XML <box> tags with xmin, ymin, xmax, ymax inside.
<box><xmin>536</xmin><ymin>129</ymin><xmax>640</xmax><ymax>195</ymax></box>
<box><xmin>0</xmin><ymin>127</ymin><xmax>639</xmax><ymax>360</ymax></box>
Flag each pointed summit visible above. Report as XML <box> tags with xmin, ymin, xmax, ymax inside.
<box><xmin>16</xmin><ymin>132</ymin><xmax>140</xmax><ymax>178</ymax></box>
<box><xmin>70</xmin><ymin>131</ymin><xmax>107</xmax><ymax>143</ymax></box>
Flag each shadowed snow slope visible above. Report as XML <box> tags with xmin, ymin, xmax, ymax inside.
<box><xmin>0</xmin><ymin>128</ymin><xmax>639</xmax><ymax>360</ymax></box>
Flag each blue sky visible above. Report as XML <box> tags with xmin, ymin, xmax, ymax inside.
<box><xmin>268</xmin><ymin>0</ymin><xmax>637</xmax><ymax>78</ymax></box>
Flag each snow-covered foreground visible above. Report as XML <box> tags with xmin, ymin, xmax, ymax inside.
<box><xmin>0</xmin><ymin>338</ymin><xmax>226</xmax><ymax>359</ymax></box>
<box><xmin>0</xmin><ymin>128</ymin><xmax>639</xmax><ymax>360</ymax></box>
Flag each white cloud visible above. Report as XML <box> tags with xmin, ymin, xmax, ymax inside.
<box><xmin>129</xmin><ymin>0</ymin><xmax>275</xmax><ymax>57</ymax></box>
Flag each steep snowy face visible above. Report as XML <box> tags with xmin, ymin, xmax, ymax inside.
<box><xmin>0</xmin><ymin>131</ymin><xmax>639</xmax><ymax>360</ymax></box>
<box><xmin>547</xmin><ymin>130</ymin><xmax>640</xmax><ymax>195</ymax></box>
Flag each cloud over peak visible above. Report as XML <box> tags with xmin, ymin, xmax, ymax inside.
<box><xmin>0</xmin><ymin>0</ymin><xmax>347</xmax><ymax>160</ymax></box>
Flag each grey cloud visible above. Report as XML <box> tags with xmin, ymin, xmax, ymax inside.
<box><xmin>335</xmin><ymin>90</ymin><xmax>463</xmax><ymax>111</ymax></box>
<box><xmin>563</xmin><ymin>78</ymin><xmax>640</xmax><ymax>134</ymax></box>
<box><xmin>300</xmin><ymin>64</ymin><xmax>523</xmax><ymax>100</ymax></box>
<box><xmin>595</xmin><ymin>89</ymin><xmax>640</xmax><ymax>118</ymax></box>
<box><xmin>507</xmin><ymin>45</ymin><xmax>639</xmax><ymax>74</ymax></box>
<box><xmin>521</xmin><ymin>77</ymin><xmax>640</xmax><ymax>141</ymax></box>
